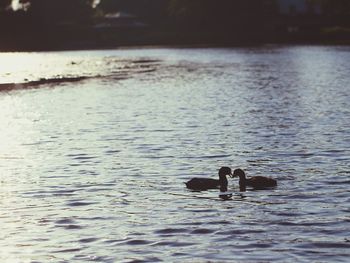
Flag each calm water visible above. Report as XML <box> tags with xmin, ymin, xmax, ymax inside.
<box><xmin>1</xmin><ymin>46</ymin><xmax>350</xmax><ymax>262</ymax></box>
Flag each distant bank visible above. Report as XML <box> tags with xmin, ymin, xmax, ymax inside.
<box><xmin>1</xmin><ymin>29</ymin><xmax>350</xmax><ymax>52</ymax></box>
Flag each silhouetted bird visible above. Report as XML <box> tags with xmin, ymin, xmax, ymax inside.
<box><xmin>232</xmin><ymin>168</ymin><xmax>277</xmax><ymax>191</ymax></box>
<box><xmin>185</xmin><ymin>167</ymin><xmax>232</xmax><ymax>191</ymax></box>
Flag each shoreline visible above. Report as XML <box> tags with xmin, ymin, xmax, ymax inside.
<box><xmin>1</xmin><ymin>38</ymin><xmax>350</xmax><ymax>53</ymax></box>
<box><xmin>0</xmin><ymin>40</ymin><xmax>350</xmax><ymax>53</ymax></box>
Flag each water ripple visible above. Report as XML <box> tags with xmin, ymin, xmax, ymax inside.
<box><xmin>1</xmin><ymin>47</ymin><xmax>350</xmax><ymax>262</ymax></box>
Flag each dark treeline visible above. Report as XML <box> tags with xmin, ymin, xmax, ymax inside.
<box><xmin>97</xmin><ymin>0</ymin><xmax>275</xmax><ymax>29</ymax></box>
<box><xmin>0</xmin><ymin>0</ymin><xmax>95</xmax><ymax>50</ymax></box>
<box><xmin>1</xmin><ymin>0</ymin><xmax>350</xmax><ymax>51</ymax></box>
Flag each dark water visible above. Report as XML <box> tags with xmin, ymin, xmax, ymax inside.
<box><xmin>1</xmin><ymin>46</ymin><xmax>350</xmax><ymax>262</ymax></box>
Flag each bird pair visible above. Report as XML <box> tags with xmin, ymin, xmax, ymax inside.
<box><xmin>185</xmin><ymin>167</ymin><xmax>277</xmax><ymax>192</ymax></box>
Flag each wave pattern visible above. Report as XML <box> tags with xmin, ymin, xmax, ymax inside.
<box><xmin>0</xmin><ymin>46</ymin><xmax>350</xmax><ymax>262</ymax></box>
<box><xmin>0</xmin><ymin>52</ymin><xmax>162</xmax><ymax>91</ymax></box>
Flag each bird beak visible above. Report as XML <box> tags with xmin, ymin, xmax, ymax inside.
<box><xmin>230</xmin><ymin>172</ymin><xmax>237</xmax><ymax>178</ymax></box>
<box><xmin>229</xmin><ymin>172</ymin><xmax>233</xmax><ymax>178</ymax></box>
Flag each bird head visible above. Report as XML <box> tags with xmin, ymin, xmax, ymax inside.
<box><xmin>219</xmin><ymin>167</ymin><xmax>232</xmax><ymax>178</ymax></box>
<box><xmin>232</xmin><ymin>168</ymin><xmax>245</xmax><ymax>178</ymax></box>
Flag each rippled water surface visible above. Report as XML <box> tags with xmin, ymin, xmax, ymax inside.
<box><xmin>1</xmin><ymin>46</ymin><xmax>350</xmax><ymax>262</ymax></box>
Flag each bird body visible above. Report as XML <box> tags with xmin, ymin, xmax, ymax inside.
<box><xmin>185</xmin><ymin>167</ymin><xmax>232</xmax><ymax>191</ymax></box>
<box><xmin>233</xmin><ymin>169</ymin><xmax>277</xmax><ymax>191</ymax></box>
<box><xmin>185</xmin><ymin>178</ymin><xmax>220</xmax><ymax>191</ymax></box>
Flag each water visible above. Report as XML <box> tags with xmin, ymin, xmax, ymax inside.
<box><xmin>1</xmin><ymin>46</ymin><xmax>350</xmax><ymax>262</ymax></box>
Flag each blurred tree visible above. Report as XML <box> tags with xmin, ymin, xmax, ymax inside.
<box><xmin>98</xmin><ymin>1</ymin><xmax>166</xmax><ymax>17</ymax></box>
<box><xmin>97</xmin><ymin>0</ymin><xmax>170</xmax><ymax>27</ymax></box>
<box><xmin>96</xmin><ymin>0</ymin><xmax>279</xmax><ymax>32</ymax></box>
<box><xmin>21</xmin><ymin>0</ymin><xmax>95</xmax><ymax>24</ymax></box>
<box><xmin>309</xmin><ymin>0</ymin><xmax>350</xmax><ymax>15</ymax></box>
<box><xmin>167</xmin><ymin>0</ymin><xmax>208</xmax><ymax>28</ymax></box>
<box><xmin>0</xmin><ymin>0</ymin><xmax>11</xmax><ymax>11</ymax></box>
<box><xmin>309</xmin><ymin>0</ymin><xmax>350</xmax><ymax>28</ymax></box>
<box><xmin>97</xmin><ymin>0</ymin><xmax>123</xmax><ymax>12</ymax></box>
<box><xmin>167</xmin><ymin>0</ymin><xmax>278</xmax><ymax>32</ymax></box>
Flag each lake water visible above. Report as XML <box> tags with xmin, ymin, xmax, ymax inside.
<box><xmin>0</xmin><ymin>46</ymin><xmax>350</xmax><ymax>262</ymax></box>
